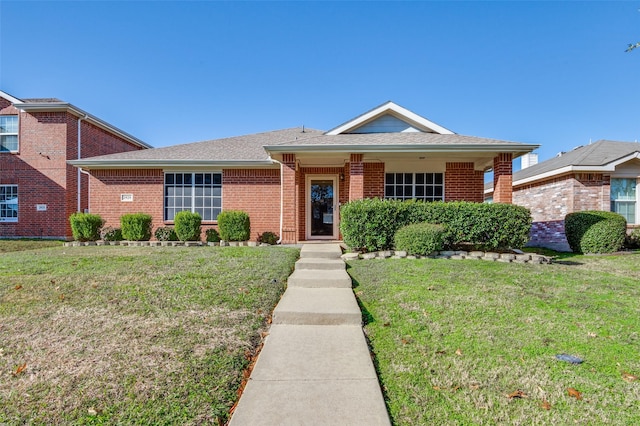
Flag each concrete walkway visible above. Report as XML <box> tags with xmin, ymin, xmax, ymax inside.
<box><xmin>229</xmin><ymin>244</ymin><xmax>391</xmax><ymax>425</ymax></box>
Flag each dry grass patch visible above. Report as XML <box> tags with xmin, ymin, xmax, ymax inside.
<box><xmin>348</xmin><ymin>253</ymin><xmax>640</xmax><ymax>425</ymax></box>
<box><xmin>0</xmin><ymin>245</ymin><xmax>298</xmax><ymax>424</ymax></box>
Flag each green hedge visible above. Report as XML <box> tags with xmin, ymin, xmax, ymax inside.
<box><xmin>101</xmin><ymin>226</ymin><xmax>123</xmax><ymax>242</ymax></box>
<box><xmin>217</xmin><ymin>211</ymin><xmax>251</xmax><ymax>241</ymax></box>
<box><xmin>339</xmin><ymin>199</ymin><xmax>531</xmax><ymax>252</ymax></box>
<box><xmin>120</xmin><ymin>213</ymin><xmax>153</xmax><ymax>241</ymax></box>
<box><xmin>69</xmin><ymin>212</ymin><xmax>103</xmax><ymax>242</ymax></box>
<box><xmin>394</xmin><ymin>223</ymin><xmax>446</xmax><ymax>256</ymax></box>
<box><xmin>174</xmin><ymin>211</ymin><xmax>202</xmax><ymax>241</ymax></box>
<box><xmin>565</xmin><ymin>211</ymin><xmax>626</xmax><ymax>254</ymax></box>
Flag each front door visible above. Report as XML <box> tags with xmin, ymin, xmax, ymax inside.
<box><xmin>307</xmin><ymin>176</ymin><xmax>338</xmax><ymax>239</ymax></box>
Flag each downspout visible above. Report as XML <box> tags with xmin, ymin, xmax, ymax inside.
<box><xmin>79</xmin><ymin>168</ymin><xmax>92</xmax><ymax>212</ymax></box>
<box><xmin>77</xmin><ymin>114</ymin><xmax>88</xmax><ymax>212</ymax></box>
<box><xmin>269</xmin><ymin>156</ymin><xmax>285</xmax><ymax>244</ymax></box>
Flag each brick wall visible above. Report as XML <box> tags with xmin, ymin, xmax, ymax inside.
<box><xmin>364</xmin><ymin>163</ymin><xmax>385</xmax><ymax>198</ymax></box>
<box><xmin>513</xmin><ymin>173</ymin><xmax>611</xmax><ymax>251</ymax></box>
<box><xmin>223</xmin><ymin>169</ymin><xmax>281</xmax><ymax>241</ymax></box>
<box><xmin>89</xmin><ymin>169</ymin><xmax>164</xmax><ymax>232</ymax></box>
<box><xmin>444</xmin><ymin>162</ymin><xmax>484</xmax><ymax>202</ymax></box>
<box><xmin>0</xmin><ymin>99</ymin><xmax>146</xmax><ymax>238</ymax></box>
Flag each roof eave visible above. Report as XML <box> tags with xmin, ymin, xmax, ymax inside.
<box><xmin>16</xmin><ymin>103</ymin><xmax>152</xmax><ymax>149</ymax></box>
<box><xmin>68</xmin><ymin>159</ymin><xmax>277</xmax><ymax>169</ymax></box>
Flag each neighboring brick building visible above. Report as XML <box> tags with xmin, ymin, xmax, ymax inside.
<box><xmin>0</xmin><ymin>90</ymin><xmax>151</xmax><ymax>239</ymax></box>
<box><xmin>71</xmin><ymin>101</ymin><xmax>537</xmax><ymax>243</ymax></box>
<box><xmin>486</xmin><ymin>140</ymin><xmax>640</xmax><ymax>251</ymax></box>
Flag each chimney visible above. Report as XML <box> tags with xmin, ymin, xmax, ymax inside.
<box><xmin>521</xmin><ymin>153</ymin><xmax>538</xmax><ymax>169</ymax></box>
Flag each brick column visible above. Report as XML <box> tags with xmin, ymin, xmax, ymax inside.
<box><xmin>493</xmin><ymin>153</ymin><xmax>513</xmax><ymax>204</ymax></box>
<box><xmin>281</xmin><ymin>154</ymin><xmax>297</xmax><ymax>243</ymax></box>
<box><xmin>349</xmin><ymin>154</ymin><xmax>364</xmax><ymax>201</ymax></box>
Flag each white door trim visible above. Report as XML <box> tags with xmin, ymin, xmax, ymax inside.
<box><xmin>305</xmin><ymin>174</ymin><xmax>339</xmax><ymax>240</ymax></box>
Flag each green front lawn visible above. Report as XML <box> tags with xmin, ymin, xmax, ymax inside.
<box><xmin>0</xmin><ymin>239</ymin><xmax>63</xmax><ymax>253</ymax></box>
<box><xmin>0</xmin><ymin>245</ymin><xmax>298</xmax><ymax>425</ymax></box>
<box><xmin>348</xmin><ymin>253</ymin><xmax>640</xmax><ymax>425</ymax></box>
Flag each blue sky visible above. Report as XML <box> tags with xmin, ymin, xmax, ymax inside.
<box><xmin>1</xmin><ymin>1</ymin><xmax>639</xmax><ymax>171</ymax></box>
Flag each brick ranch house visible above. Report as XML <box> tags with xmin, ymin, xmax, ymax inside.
<box><xmin>70</xmin><ymin>101</ymin><xmax>538</xmax><ymax>244</ymax></box>
<box><xmin>0</xmin><ymin>90</ymin><xmax>151</xmax><ymax>239</ymax></box>
<box><xmin>486</xmin><ymin>140</ymin><xmax>640</xmax><ymax>251</ymax></box>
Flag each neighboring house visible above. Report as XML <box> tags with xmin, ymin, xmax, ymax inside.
<box><xmin>0</xmin><ymin>90</ymin><xmax>151</xmax><ymax>239</ymax></box>
<box><xmin>486</xmin><ymin>140</ymin><xmax>640</xmax><ymax>251</ymax></box>
<box><xmin>70</xmin><ymin>101</ymin><xmax>538</xmax><ymax>244</ymax></box>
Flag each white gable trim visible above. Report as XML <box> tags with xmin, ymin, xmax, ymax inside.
<box><xmin>0</xmin><ymin>90</ymin><xmax>24</xmax><ymax>105</ymax></box>
<box><xmin>513</xmin><ymin>152</ymin><xmax>640</xmax><ymax>187</ymax></box>
<box><xmin>325</xmin><ymin>101</ymin><xmax>455</xmax><ymax>136</ymax></box>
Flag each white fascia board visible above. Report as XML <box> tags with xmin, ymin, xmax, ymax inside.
<box><xmin>0</xmin><ymin>90</ymin><xmax>24</xmax><ymax>104</ymax></box>
<box><xmin>325</xmin><ymin>101</ymin><xmax>455</xmax><ymax>135</ymax></box>
<box><xmin>514</xmin><ymin>154</ymin><xmax>640</xmax><ymax>187</ymax></box>
<box><xmin>264</xmin><ymin>143</ymin><xmax>539</xmax><ymax>154</ymax></box>
<box><xmin>67</xmin><ymin>159</ymin><xmax>276</xmax><ymax>169</ymax></box>
<box><xmin>17</xmin><ymin>103</ymin><xmax>152</xmax><ymax>149</ymax></box>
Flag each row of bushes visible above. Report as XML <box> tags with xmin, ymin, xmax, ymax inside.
<box><xmin>340</xmin><ymin>199</ymin><xmax>532</xmax><ymax>252</ymax></box>
<box><xmin>69</xmin><ymin>210</ymin><xmax>267</xmax><ymax>243</ymax></box>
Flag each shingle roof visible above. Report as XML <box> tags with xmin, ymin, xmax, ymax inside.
<box><xmin>22</xmin><ymin>98</ymin><xmax>64</xmax><ymax>103</ymax></box>
<box><xmin>72</xmin><ymin>127</ymin><xmax>323</xmax><ymax>164</ymax></box>
<box><xmin>514</xmin><ymin>140</ymin><xmax>640</xmax><ymax>183</ymax></box>
<box><xmin>268</xmin><ymin>132</ymin><xmax>532</xmax><ymax>148</ymax></box>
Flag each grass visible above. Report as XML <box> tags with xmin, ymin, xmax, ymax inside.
<box><xmin>0</xmin><ymin>245</ymin><xmax>298</xmax><ymax>425</ymax></box>
<box><xmin>347</xmin><ymin>253</ymin><xmax>640</xmax><ymax>425</ymax></box>
<box><xmin>0</xmin><ymin>239</ymin><xmax>63</xmax><ymax>253</ymax></box>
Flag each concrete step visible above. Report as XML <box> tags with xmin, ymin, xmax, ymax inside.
<box><xmin>295</xmin><ymin>258</ymin><xmax>346</xmax><ymax>271</ymax></box>
<box><xmin>300</xmin><ymin>243</ymin><xmax>343</xmax><ymax>259</ymax></box>
<box><xmin>229</xmin><ymin>324</ymin><xmax>390</xmax><ymax>426</ymax></box>
<box><xmin>272</xmin><ymin>288</ymin><xmax>362</xmax><ymax>326</ymax></box>
<box><xmin>287</xmin><ymin>269</ymin><xmax>353</xmax><ymax>288</ymax></box>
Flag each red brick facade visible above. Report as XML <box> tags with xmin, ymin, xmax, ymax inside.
<box><xmin>513</xmin><ymin>173</ymin><xmax>612</xmax><ymax>250</ymax></box>
<box><xmin>0</xmin><ymin>96</ymin><xmax>143</xmax><ymax>239</ymax></box>
<box><xmin>445</xmin><ymin>162</ymin><xmax>484</xmax><ymax>202</ymax></box>
<box><xmin>223</xmin><ymin>169</ymin><xmax>281</xmax><ymax>240</ymax></box>
<box><xmin>82</xmin><ymin>154</ymin><xmax>511</xmax><ymax>243</ymax></box>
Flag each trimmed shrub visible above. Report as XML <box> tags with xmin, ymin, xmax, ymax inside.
<box><xmin>565</xmin><ymin>211</ymin><xmax>626</xmax><ymax>254</ymax></box>
<box><xmin>340</xmin><ymin>198</ymin><xmax>531</xmax><ymax>252</ymax></box>
<box><xmin>258</xmin><ymin>231</ymin><xmax>279</xmax><ymax>245</ymax></box>
<box><xmin>625</xmin><ymin>228</ymin><xmax>640</xmax><ymax>249</ymax></box>
<box><xmin>174</xmin><ymin>211</ymin><xmax>202</xmax><ymax>241</ymax></box>
<box><xmin>69</xmin><ymin>212</ymin><xmax>103</xmax><ymax>242</ymax></box>
<box><xmin>394</xmin><ymin>223</ymin><xmax>446</xmax><ymax>256</ymax></box>
<box><xmin>154</xmin><ymin>226</ymin><xmax>178</xmax><ymax>242</ymax></box>
<box><xmin>205</xmin><ymin>228</ymin><xmax>221</xmax><ymax>243</ymax></box>
<box><xmin>218</xmin><ymin>210</ymin><xmax>251</xmax><ymax>241</ymax></box>
<box><xmin>120</xmin><ymin>213</ymin><xmax>153</xmax><ymax>241</ymax></box>
<box><xmin>101</xmin><ymin>226</ymin><xmax>123</xmax><ymax>242</ymax></box>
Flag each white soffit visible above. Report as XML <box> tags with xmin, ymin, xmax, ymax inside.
<box><xmin>325</xmin><ymin>101</ymin><xmax>455</xmax><ymax>135</ymax></box>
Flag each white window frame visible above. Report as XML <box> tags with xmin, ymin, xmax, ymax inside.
<box><xmin>384</xmin><ymin>172</ymin><xmax>444</xmax><ymax>202</ymax></box>
<box><xmin>610</xmin><ymin>177</ymin><xmax>637</xmax><ymax>225</ymax></box>
<box><xmin>0</xmin><ymin>185</ymin><xmax>18</xmax><ymax>222</ymax></box>
<box><xmin>164</xmin><ymin>172</ymin><xmax>222</xmax><ymax>222</ymax></box>
<box><xmin>0</xmin><ymin>115</ymin><xmax>19</xmax><ymax>153</ymax></box>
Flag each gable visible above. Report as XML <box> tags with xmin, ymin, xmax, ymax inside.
<box><xmin>325</xmin><ymin>101</ymin><xmax>454</xmax><ymax>135</ymax></box>
<box><xmin>346</xmin><ymin>114</ymin><xmax>422</xmax><ymax>134</ymax></box>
